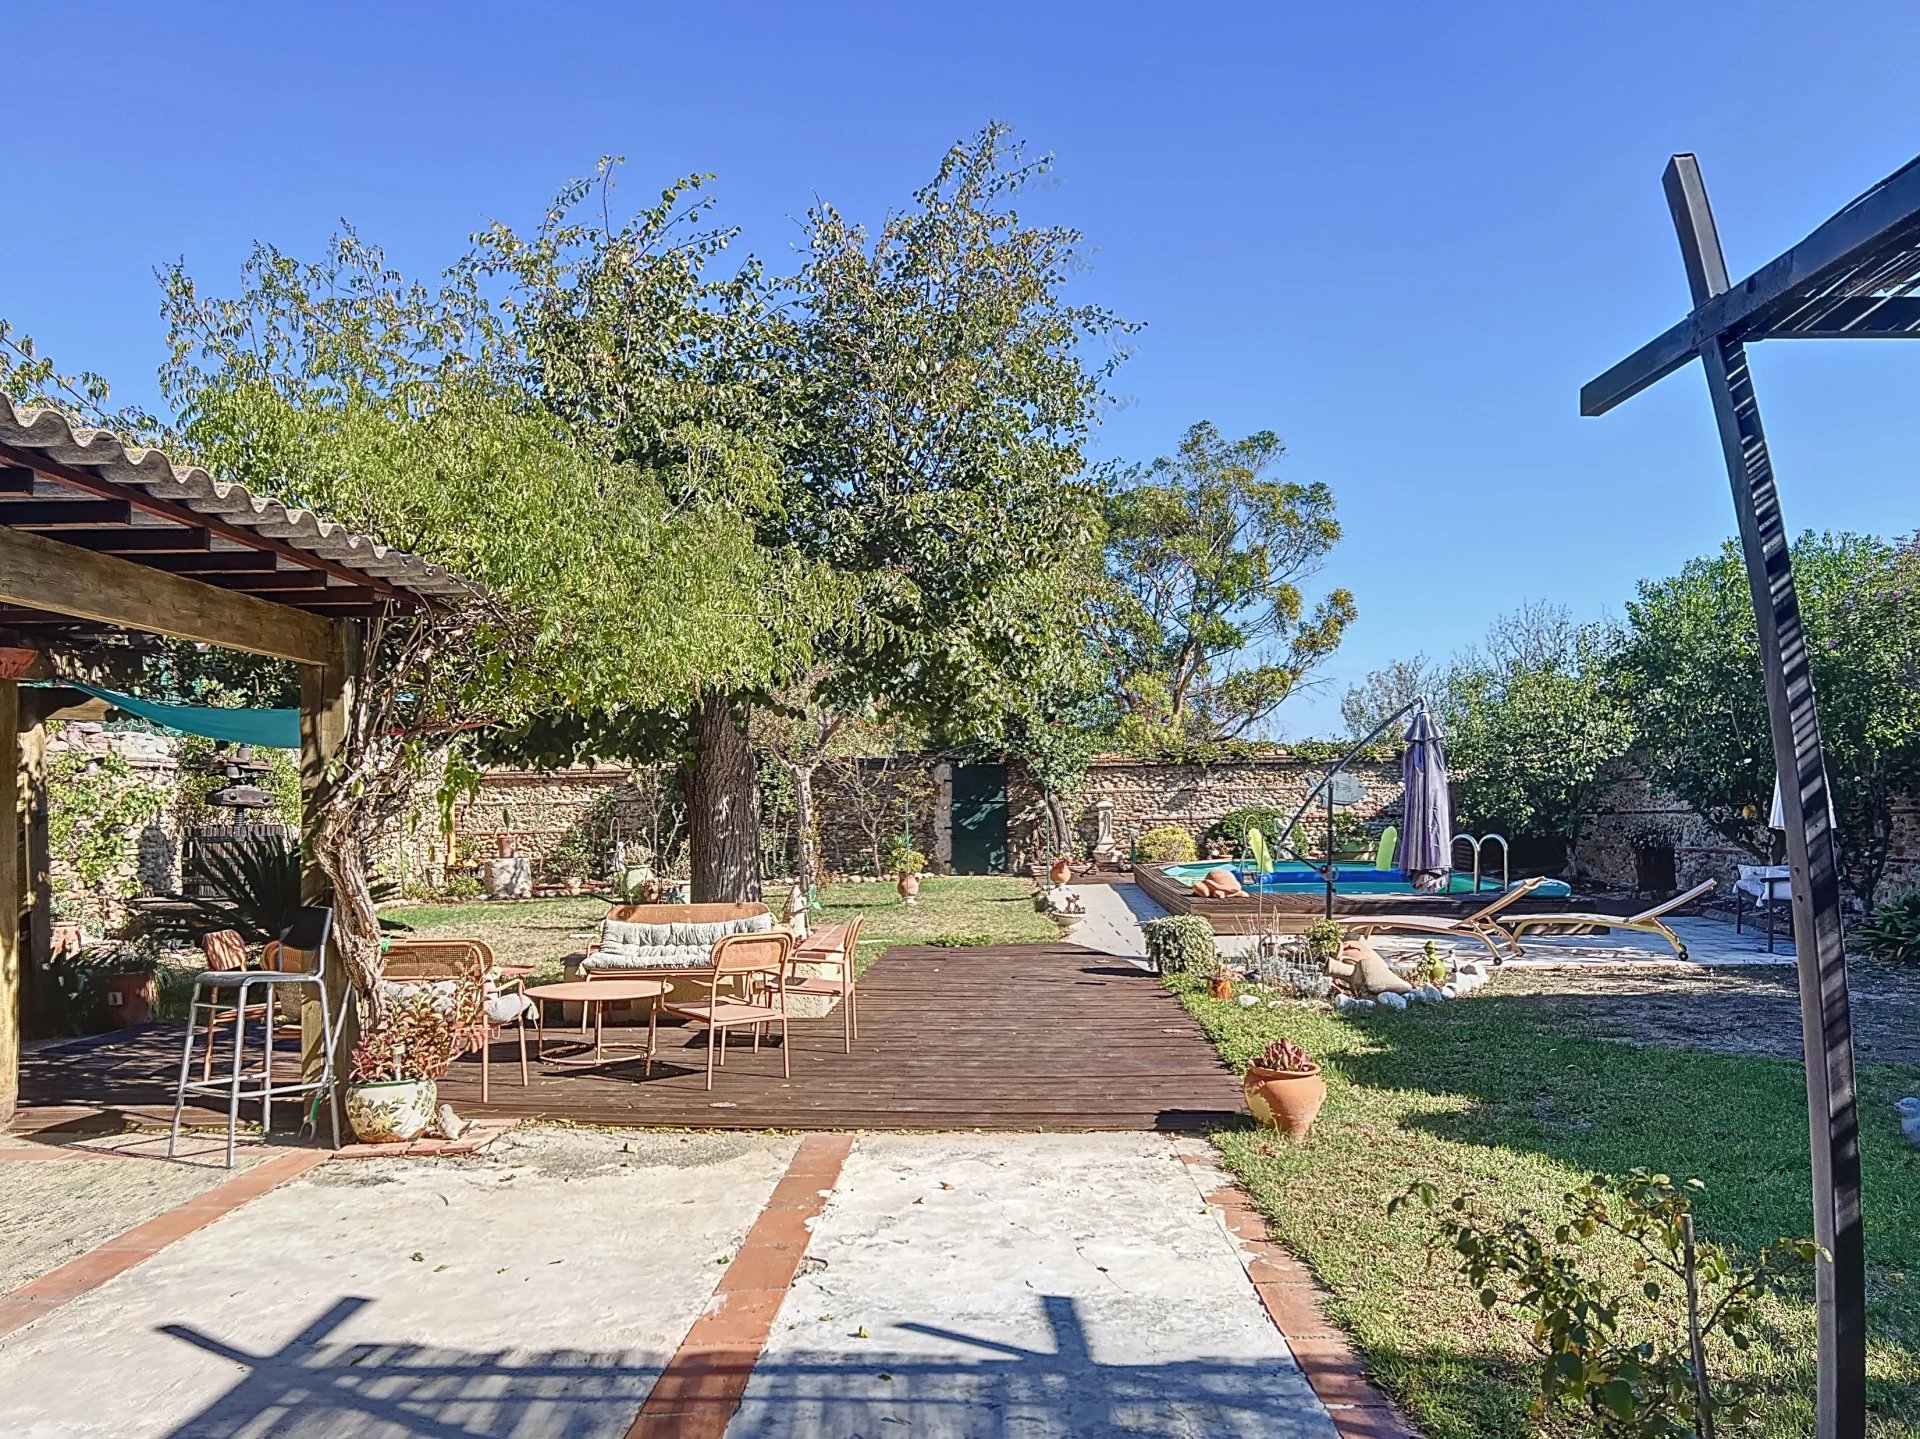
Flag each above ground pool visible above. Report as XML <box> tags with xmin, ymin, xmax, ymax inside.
<box><xmin>1161</xmin><ymin>861</ymin><xmax>1572</xmax><ymax>900</ymax></box>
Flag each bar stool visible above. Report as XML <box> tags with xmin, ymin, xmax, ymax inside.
<box><xmin>169</xmin><ymin>906</ymin><xmax>344</xmax><ymax>1167</ymax></box>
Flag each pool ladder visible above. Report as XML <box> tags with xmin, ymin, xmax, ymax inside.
<box><xmin>1452</xmin><ymin>832</ymin><xmax>1510</xmax><ymax>892</ymax></box>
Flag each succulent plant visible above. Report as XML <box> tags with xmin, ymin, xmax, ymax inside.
<box><xmin>1251</xmin><ymin>1037</ymin><xmax>1316</xmax><ymax>1075</ymax></box>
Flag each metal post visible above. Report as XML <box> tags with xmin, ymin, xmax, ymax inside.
<box><xmin>1663</xmin><ymin>154</ymin><xmax>1865</xmax><ymax>1438</ymax></box>
<box><xmin>1324</xmin><ymin>784</ymin><xmax>1336</xmax><ymax>921</ymax></box>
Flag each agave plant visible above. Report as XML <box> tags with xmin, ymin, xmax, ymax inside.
<box><xmin>184</xmin><ymin>833</ymin><xmax>400</xmax><ymax>942</ymax></box>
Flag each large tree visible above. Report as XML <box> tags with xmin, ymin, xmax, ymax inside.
<box><xmin>1340</xmin><ymin>655</ymin><xmax>1439</xmax><ymax>740</ymax></box>
<box><xmin>483</xmin><ymin>125</ymin><xmax>1127</xmax><ymax>897</ymax></box>
<box><xmin>154</xmin><ymin>233</ymin><xmax>765</xmax><ymax>1018</ymax></box>
<box><xmin>1438</xmin><ymin>611</ymin><xmax>1634</xmax><ymax>856</ymax></box>
<box><xmin>1099</xmin><ymin>421</ymin><xmax>1355</xmax><ymax>742</ymax></box>
<box><xmin>1616</xmin><ymin>532</ymin><xmax>1920</xmax><ymax>903</ymax></box>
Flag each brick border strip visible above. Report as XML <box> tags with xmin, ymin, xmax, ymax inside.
<box><xmin>1172</xmin><ymin>1137</ymin><xmax>1422</xmax><ymax>1439</ymax></box>
<box><xmin>626</xmin><ymin>1133</ymin><xmax>853</xmax><ymax>1439</ymax></box>
<box><xmin>0</xmin><ymin>1147</ymin><xmax>328</xmax><ymax>1341</ymax></box>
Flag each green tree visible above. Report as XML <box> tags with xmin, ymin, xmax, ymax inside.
<box><xmin>156</xmin><ymin>231</ymin><xmax>764</xmax><ymax>1019</ymax></box>
<box><xmin>1340</xmin><ymin>655</ymin><xmax>1439</xmax><ymax>740</ymax></box>
<box><xmin>1616</xmin><ymin>532</ymin><xmax>1920</xmax><ymax>903</ymax></box>
<box><xmin>1099</xmin><ymin>421</ymin><xmax>1355</xmax><ymax>742</ymax></box>
<box><xmin>1440</xmin><ymin>609</ymin><xmax>1634</xmax><ymax>853</ymax></box>
<box><xmin>483</xmin><ymin>126</ymin><xmax>1128</xmax><ymax>898</ymax></box>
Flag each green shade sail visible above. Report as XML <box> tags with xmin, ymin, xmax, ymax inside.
<box><xmin>48</xmin><ymin>681</ymin><xmax>299</xmax><ymax>749</ymax></box>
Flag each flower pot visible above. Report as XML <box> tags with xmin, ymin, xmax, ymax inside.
<box><xmin>1243</xmin><ymin>1062</ymin><xmax>1326</xmax><ymax>1142</ymax></box>
<box><xmin>897</xmin><ymin>873</ymin><xmax>921</xmax><ymax>904</ymax></box>
<box><xmin>1049</xmin><ymin>858</ymin><xmax>1073</xmax><ymax>887</ymax></box>
<box><xmin>345</xmin><ymin>1079</ymin><xmax>438</xmax><ymax>1145</ymax></box>
<box><xmin>102</xmin><ymin>970</ymin><xmax>155</xmax><ymax>1027</ymax></box>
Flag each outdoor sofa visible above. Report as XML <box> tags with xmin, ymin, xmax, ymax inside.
<box><xmin>578</xmin><ymin>902</ymin><xmax>774</xmax><ymax>973</ymax></box>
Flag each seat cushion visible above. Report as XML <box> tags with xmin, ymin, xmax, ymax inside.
<box><xmin>588</xmin><ymin>910</ymin><xmax>772</xmax><ymax>970</ymax></box>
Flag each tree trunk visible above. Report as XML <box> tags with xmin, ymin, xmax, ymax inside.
<box><xmin>790</xmin><ymin>761</ymin><xmax>820</xmax><ymax>901</ymax></box>
<box><xmin>1044</xmin><ymin>791</ymin><xmax>1073</xmax><ymax>858</ymax></box>
<box><xmin>686</xmin><ymin>691</ymin><xmax>764</xmax><ymax>903</ymax></box>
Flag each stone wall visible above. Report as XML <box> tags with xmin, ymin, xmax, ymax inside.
<box><xmin>1007</xmin><ymin>752</ymin><xmax>1406</xmax><ymax>873</ymax></box>
<box><xmin>1567</xmin><ymin>765</ymin><xmax>1750</xmax><ymax>897</ymax></box>
<box><xmin>44</xmin><ymin>724</ymin><xmax>183</xmax><ymax>918</ymax></box>
<box><xmin>1569</xmin><ymin>762</ymin><xmax>1920</xmax><ymax>903</ymax></box>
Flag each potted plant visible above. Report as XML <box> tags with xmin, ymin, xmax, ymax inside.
<box><xmin>1242</xmin><ymin>1036</ymin><xmax>1326</xmax><ymax>1142</ymax></box>
<box><xmin>345</xmin><ymin>979</ymin><xmax>481</xmax><ymax>1144</ymax></box>
<box><xmin>885</xmin><ymin>836</ymin><xmax>927</xmax><ymax>904</ymax></box>
<box><xmin>1045</xmin><ymin>887</ymin><xmax>1086</xmax><ymax>937</ymax></box>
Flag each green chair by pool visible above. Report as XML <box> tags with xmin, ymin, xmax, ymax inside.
<box><xmin>1374</xmin><ymin>826</ymin><xmax>1398</xmax><ymax>871</ymax></box>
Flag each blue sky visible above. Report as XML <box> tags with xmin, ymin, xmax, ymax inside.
<box><xmin>7</xmin><ymin>2</ymin><xmax>1920</xmax><ymax>737</ymax></box>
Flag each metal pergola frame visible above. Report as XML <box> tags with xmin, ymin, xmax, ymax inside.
<box><xmin>1582</xmin><ymin>151</ymin><xmax>1920</xmax><ymax>1439</ymax></box>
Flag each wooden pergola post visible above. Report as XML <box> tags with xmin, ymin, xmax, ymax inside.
<box><xmin>299</xmin><ymin>621</ymin><xmax>363</xmax><ymax>1086</ymax></box>
<box><xmin>1</xmin><ymin>680</ymin><xmax>18</xmax><ymax>1125</ymax></box>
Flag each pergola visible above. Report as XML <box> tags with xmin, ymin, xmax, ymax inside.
<box><xmin>1582</xmin><ymin>152</ymin><xmax>1920</xmax><ymax>1439</ymax></box>
<box><xmin>0</xmin><ymin>396</ymin><xmax>477</xmax><ymax>1126</ymax></box>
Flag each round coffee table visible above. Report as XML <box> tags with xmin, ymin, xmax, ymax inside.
<box><xmin>526</xmin><ymin>978</ymin><xmax>666</xmax><ymax>1071</ymax></box>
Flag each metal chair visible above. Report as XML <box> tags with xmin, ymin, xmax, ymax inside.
<box><xmin>382</xmin><ymin>938</ymin><xmax>532</xmax><ymax>1101</ymax></box>
<box><xmin>782</xmin><ymin>915</ymin><xmax>865</xmax><ymax>1053</ymax></box>
<box><xmin>661</xmin><ymin>931</ymin><xmax>793</xmax><ymax>1089</ymax></box>
<box><xmin>169</xmin><ymin>906</ymin><xmax>344</xmax><ymax>1167</ymax></box>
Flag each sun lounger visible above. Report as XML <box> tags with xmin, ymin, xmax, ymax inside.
<box><xmin>1341</xmin><ymin>877</ymin><xmax>1547</xmax><ymax>962</ymax></box>
<box><xmin>1505</xmin><ymin>880</ymin><xmax>1716</xmax><ymax>962</ymax></box>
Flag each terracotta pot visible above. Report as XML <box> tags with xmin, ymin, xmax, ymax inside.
<box><xmin>1243</xmin><ymin>1063</ymin><xmax>1326</xmax><ymax>1142</ymax></box>
<box><xmin>1049</xmin><ymin>858</ymin><xmax>1073</xmax><ymax>886</ymax></box>
<box><xmin>102</xmin><ymin>970</ymin><xmax>155</xmax><ymax>1027</ymax></box>
<box><xmin>897</xmin><ymin>873</ymin><xmax>921</xmax><ymax>903</ymax></box>
<box><xmin>345</xmin><ymin>1079</ymin><xmax>438</xmax><ymax>1144</ymax></box>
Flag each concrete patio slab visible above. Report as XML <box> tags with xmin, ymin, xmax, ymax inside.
<box><xmin>0</xmin><ymin>1128</ymin><xmax>797</xmax><ymax>1439</ymax></box>
<box><xmin>728</xmin><ymin>1132</ymin><xmax>1342</xmax><ymax>1438</ymax></box>
<box><xmin>0</xmin><ymin>1131</ymin><xmax>283</xmax><ymax>1294</ymax></box>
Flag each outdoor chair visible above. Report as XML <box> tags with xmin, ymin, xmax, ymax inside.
<box><xmin>660</xmin><ymin>930</ymin><xmax>793</xmax><ymax>1090</ymax></box>
<box><xmin>1341</xmin><ymin>876</ymin><xmax>1546</xmax><ymax>963</ymax></box>
<box><xmin>191</xmin><ymin>929</ymin><xmax>275</xmax><ymax>1081</ymax></box>
<box><xmin>170</xmin><ymin>906</ymin><xmax>343</xmax><ymax>1168</ymax></box>
<box><xmin>1506</xmin><ymin>879</ymin><xmax>1717</xmax><ymax>962</ymax></box>
<box><xmin>381</xmin><ymin>938</ymin><xmax>533</xmax><ymax>1101</ymax></box>
<box><xmin>781</xmin><ymin>914</ymin><xmax>865</xmax><ymax>1054</ymax></box>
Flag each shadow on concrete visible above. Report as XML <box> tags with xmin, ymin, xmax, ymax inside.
<box><xmin>160</xmin><ymin>1293</ymin><xmax>1340</xmax><ymax>1438</ymax></box>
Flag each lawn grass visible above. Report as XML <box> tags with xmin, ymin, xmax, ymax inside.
<box><xmin>394</xmin><ymin>874</ymin><xmax>1053</xmax><ymax>983</ymax></box>
<box><xmin>1168</xmin><ymin>974</ymin><xmax>1920</xmax><ymax>1438</ymax></box>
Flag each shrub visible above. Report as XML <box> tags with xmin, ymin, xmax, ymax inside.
<box><xmin>928</xmin><ymin>932</ymin><xmax>995</xmax><ymax>947</ymax></box>
<box><xmin>1136</xmin><ymin>825</ymin><xmax>1197</xmax><ymax>863</ymax></box>
<box><xmin>881</xmin><ymin>835</ymin><xmax>927</xmax><ymax>876</ymax></box>
<box><xmin>1853</xmin><ymin>888</ymin><xmax>1920</xmax><ymax>963</ymax></box>
<box><xmin>1301</xmin><ymin>918</ymin><xmax>1345</xmax><ymax>964</ymax></box>
<box><xmin>1391</xmin><ymin>1170</ymin><xmax>1818</xmax><ymax>1438</ymax></box>
<box><xmin>1144</xmin><ymin>914</ymin><xmax>1217</xmax><ymax>976</ymax></box>
<box><xmin>440</xmin><ymin>872</ymin><xmax>483</xmax><ymax>902</ymax></box>
<box><xmin>1202</xmin><ymin>806</ymin><xmax>1287</xmax><ymax>853</ymax></box>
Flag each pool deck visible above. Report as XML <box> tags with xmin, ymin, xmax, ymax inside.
<box><xmin>1133</xmin><ymin>862</ymin><xmax>1623</xmax><ymax>935</ymax></box>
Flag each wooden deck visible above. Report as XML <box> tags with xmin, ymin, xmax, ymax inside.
<box><xmin>13</xmin><ymin>942</ymin><xmax>1244</xmax><ymax>1135</ymax></box>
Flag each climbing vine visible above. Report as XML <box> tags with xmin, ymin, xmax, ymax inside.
<box><xmin>47</xmin><ymin>748</ymin><xmax>168</xmax><ymax>929</ymax></box>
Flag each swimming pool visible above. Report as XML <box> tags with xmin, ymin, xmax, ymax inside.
<box><xmin>1163</xmin><ymin>862</ymin><xmax>1572</xmax><ymax>900</ymax></box>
